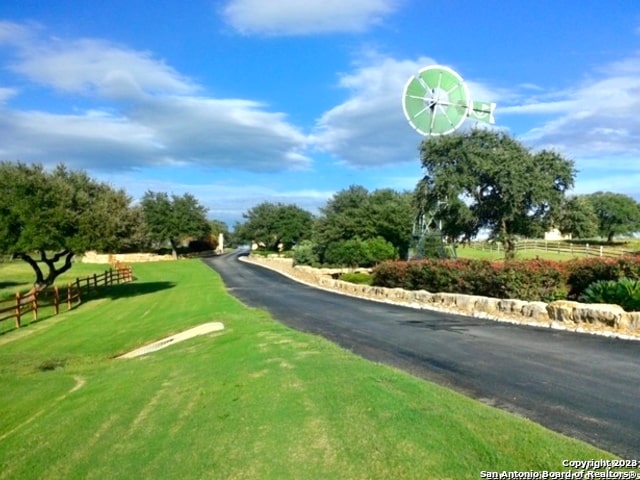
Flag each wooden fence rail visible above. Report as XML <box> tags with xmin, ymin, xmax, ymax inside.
<box><xmin>0</xmin><ymin>264</ymin><xmax>132</xmax><ymax>330</ymax></box>
<box><xmin>469</xmin><ymin>240</ymin><xmax>637</xmax><ymax>259</ymax></box>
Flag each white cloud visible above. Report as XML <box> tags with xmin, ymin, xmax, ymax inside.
<box><xmin>499</xmin><ymin>53</ymin><xmax>640</xmax><ymax>159</ymax></box>
<box><xmin>0</xmin><ymin>23</ymin><xmax>311</xmax><ymax>172</ymax></box>
<box><xmin>221</xmin><ymin>0</ymin><xmax>401</xmax><ymax>36</ymax></box>
<box><xmin>0</xmin><ymin>87</ymin><xmax>17</xmax><ymax>104</ymax></box>
<box><xmin>130</xmin><ymin>96</ymin><xmax>312</xmax><ymax>171</ymax></box>
<box><xmin>312</xmin><ymin>54</ymin><xmax>436</xmax><ymax>166</ymax></box>
<box><xmin>5</xmin><ymin>36</ymin><xmax>197</xmax><ymax>99</ymax></box>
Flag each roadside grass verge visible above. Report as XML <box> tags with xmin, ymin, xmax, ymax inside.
<box><xmin>0</xmin><ymin>260</ymin><xmax>616</xmax><ymax>479</ymax></box>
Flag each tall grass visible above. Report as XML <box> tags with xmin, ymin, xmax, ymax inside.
<box><xmin>0</xmin><ymin>260</ymin><xmax>616</xmax><ymax>479</ymax></box>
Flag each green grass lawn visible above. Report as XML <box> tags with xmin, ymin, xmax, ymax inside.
<box><xmin>456</xmin><ymin>247</ymin><xmax>583</xmax><ymax>261</ymax></box>
<box><xmin>0</xmin><ymin>261</ymin><xmax>111</xmax><ymax>301</ymax></box>
<box><xmin>0</xmin><ymin>260</ymin><xmax>617</xmax><ymax>479</ymax></box>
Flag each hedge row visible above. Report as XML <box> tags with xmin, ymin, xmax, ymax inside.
<box><xmin>371</xmin><ymin>257</ymin><xmax>640</xmax><ymax>303</ymax></box>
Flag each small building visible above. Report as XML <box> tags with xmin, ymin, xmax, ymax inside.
<box><xmin>544</xmin><ymin>228</ymin><xmax>572</xmax><ymax>241</ymax></box>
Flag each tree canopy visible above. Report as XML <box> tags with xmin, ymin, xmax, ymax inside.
<box><xmin>313</xmin><ymin>186</ymin><xmax>414</xmax><ymax>261</ymax></box>
<box><xmin>234</xmin><ymin>202</ymin><xmax>314</xmax><ymax>251</ymax></box>
<box><xmin>584</xmin><ymin>191</ymin><xmax>640</xmax><ymax>242</ymax></box>
<box><xmin>0</xmin><ymin>162</ymin><xmax>138</xmax><ymax>291</ymax></box>
<box><xmin>556</xmin><ymin>195</ymin><xmax>599</xmax><ymax>239</ymax></box>
<box><xmin>141</xmin><ymin>191</ymin><xmax>211</xmax><ymax>258</ymax></box>
<box><xmin>417</xmin><ymin>130</ymin><xmax>575</xmax><ymax>258</ymax></box>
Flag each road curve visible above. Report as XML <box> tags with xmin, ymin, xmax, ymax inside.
<box><xmin>202</xmin><ymin>252</ymin><xmax>640</xmax><ymax>458</ymax></box>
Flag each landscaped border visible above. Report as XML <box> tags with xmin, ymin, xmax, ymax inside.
<box><xmin>242</xmin><ymin>256</ymin><xmax>640</xmax><ymax>341</ymax></box>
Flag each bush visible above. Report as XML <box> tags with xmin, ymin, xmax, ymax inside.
<box><xmin>370</xmin><ymin>261</ymin><xmax>412</xmax><ymax>289</ymax></box>
<box><xmin>496</xmin><ymin>260</ymin><xmax>568</xmax><ymax>302</ymax></box>
<box><xmin>580</xmin><ymin>278</ymin><xmax>640</xmax><ymax>311</ymax></box>
<box><xmin>339</xmin><ymin>272</ymin><xmax>373</xmax><ymax>285</ymax></box>
<box><xmin>364</xmin><ymin>237</ymin><xmax>398</xmax><ymax>265</ymax></box>
<box><xmin>292</xmin><ymin>240</ymin><xmax>319</xmax><ymax>266</ymax></box>
<box><xmin>565</xmin><ymin>257</ymin><xmax>640</xmax><ymax>299</ymax></box>
<box><xmin>323</xmin><ymin>237</ymin><xmax>397</xmax><ymax>268</ymax></box>
<box><xmin>372</xmin><ymin>258</ymin><xmax>567</xmax><ymax>302</ymax></box>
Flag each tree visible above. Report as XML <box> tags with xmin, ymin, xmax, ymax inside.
<box><xmin>556</xmin><ymin>195</ymin><xmax>599</xmax><ymax>239</ymax></box>
<box><xmin>208</xmin><ymin>219</ymin><xmax>232</xmax><ymax>249</ymax></box>
<box><xmin>235</xmin><ymin>202</ymin><xmax>314</xmax><ymax>251</ymax></box>
<box><xmin>418</xmin><ymin>130</ymin><xmax>575</xmax><ymax>259</ymax></box>
<box><xmin>313</xmin><ymin>186</ymin><xmax>414</xmax><ymax>261</ymax></box>
<box><xmin>0</xmin><ymin>162</ymin><xmax>138</xmax><ymax>292</ymax></box>
<box><xmin>585</xmin><ymin>192</ymin><xmax>640</xmax><ymax>242</ymax></box>
<box><xmin>141</xmin><ymin>191</ymin><xmax>210</xmax><ymax>258</ymax></box>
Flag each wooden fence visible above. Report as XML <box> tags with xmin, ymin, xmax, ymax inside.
<box><xmin>469</xmin><ymin>240</ymin><xmax>637</xmax><ymax>258</ymax></box>
<box><xmin>0</xmin><ymin>263</ymin><xmax>132</xmax><ymax>330</ymax></box>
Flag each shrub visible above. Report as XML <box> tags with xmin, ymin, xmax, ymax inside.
<box><xmin>373</xmin><ymin>258</ymin><xmax>568</xmax><ymax>302</ymax></box>
<box><xmin>292</xmin><ymin>240</ymin><xmax>319</xmax><ymax>266</ymax></box>
<box><xmin>363</xmin><ymin>237</ymin><xmax>398</xmax><ymax>265</ymax></box>
<box><xmin>565</xmin><ymin>257</ymin><xmax>640</xmax><ymax>299</ymax></box>
<box><xmin>323</xmin><ymin>237</ymin><xmax>397</xmax><ymax>268</ymax></box>
<box><xmin>580</xmin><ymin>278</ymin><xmax>640</xmax><ymax>311</ymax></box>
<box><xmin>323</xmin><ymin>239</ymin><xmax>369</xmax><ymax>267</ymax></box>
<box><xmin>339</xmin><ymin>272</ymin><xmax>373</xmax><ymax>285</ymax></box>
<box><xmin>371</xmin><ymin>261</ymin><xmax>412</xmax><ymax>289</ymax></box>
<box><xmin>496</xmin><ymin>260</ymin><xmax>568</xmax><ymax>302</ymax></box>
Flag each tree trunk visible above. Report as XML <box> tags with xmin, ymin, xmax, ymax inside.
<box><xmin>15</xmin><ymin>250</ymin><xmax>75</xmax><ymax>293</ymax></box>
<box><xmin>501</xmin><ymin>220</ymin><xmax>516</xmax><ymax>260</ymax></box>
<box><xmin>169</xmin><ymin>239</ymin><xmax>178</xmax><ymax>259</ymax></box>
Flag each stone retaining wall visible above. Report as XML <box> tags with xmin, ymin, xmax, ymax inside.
<box><xmin>244</xmin><ymin>256</ymin><xmax>640</xmax><ymax>340</ymax></box>
<box><xmin>81</xmin><ymin>251</ymin><xmax>174</xmax><ymax>263</ymax></box>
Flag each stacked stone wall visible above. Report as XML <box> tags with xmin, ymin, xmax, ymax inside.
<box><xmin>244</xmin><ymin>256</ymin><xmax>640</xmax><ymax>340</ymax></box>
<box><xmin>81</xmin><ymin>251</ymin><xmax>174</xmax><ymax>264</ymax></box>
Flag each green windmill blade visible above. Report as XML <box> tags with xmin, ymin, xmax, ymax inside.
<box><xmin>402</xmin><ymin>65</ymin><xmax>497</xmax><ymax>135</ymax></box>
<box><xmin>402</xmin><ymin>65</ymin><xmax>471</xmax><ymax>136</ymax></box>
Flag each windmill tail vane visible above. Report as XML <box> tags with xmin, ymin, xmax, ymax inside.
<box><xmin>469</xmin><ymin>101</ymin><xmax>496</xmax><ymax>124</ymax></box>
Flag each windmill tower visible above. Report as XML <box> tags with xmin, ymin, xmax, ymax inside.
<box><xmin>401</xmin><ymin>65</ymin><xmax>495</xmax><ymax>258</ymax></box>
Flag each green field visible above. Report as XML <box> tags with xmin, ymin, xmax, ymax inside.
<box><xmin>455</xmin><ymin>247</ymin><xmax>581</xmax><ymax>261</ymax></box>
<box><xmin>0</xmin><ymin>261</ymin><xmax>110</xmax><ymax>301</ymax></box>
<box><xmin>0</xmin><ymin>261</ymin><xmax>616</xmax><ymax>479</ymax></box>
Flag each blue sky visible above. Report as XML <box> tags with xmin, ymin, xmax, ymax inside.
<box><xmin>1</xmin><ymin>1</ymin><xmax>639</xmax><ymax>227</ymax></box>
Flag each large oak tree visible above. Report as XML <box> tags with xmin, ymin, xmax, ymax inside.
<box><xmin>585</xmin><ymin>191</ymin><xmax>640</xmax><ymax>242</ymax></box>
<box><xmin>417</xmin><ymin>130</ymin><xmax>575</xmax><ymax>258</ymax></box>
<box><xmin>0</xmin><ymin>162</ymin><xmax>139</xmax><ymax>292</ymax></box>
<box><xmin>141</xmin><ymin>191</ymin><xmax>211</xmax><ymax>259</ymax></box>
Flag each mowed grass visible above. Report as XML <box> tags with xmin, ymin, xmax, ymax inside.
<box><xmin>0</xmin><ymin>261</ymin><xmax>617</xmax><ymax>479</ymax></box>
<box><xmin>456</xmin><ymin>247</ymin><xmax>583</xmax><ymax>261</ymax></box>
<box><xmin>0</xmin><ymin>261</ymin><xmax>111</xmax><ymax>300</ymax></box>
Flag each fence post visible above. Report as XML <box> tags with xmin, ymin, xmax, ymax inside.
<box><xmin>67</xmin><ymin>283</ymin><xmax>72</xmax><ymax>310</ymax></box>
<box><xmin>32</xmin><ymin>291</ymin><xmax>38</xmax><ymax>321</ymax></box>
<box><xmin>54</xmin><ymin>285</ymin><xmax>59</xmax><ymax>315</ymax></box>
<box><xmin>599</xmin><ymin>245</ymin><xmax>603</xmax><ymax>257</ymax></box>
<box><xmin>109</xmin><ymin>268</ymin><xmax>114</xmax><ymax>286</ymax></box>
<box><xmin>76</xmin><ymin>278</ymin><xmax>82</xmax><ymax>304</ymax></box>
<box><xmin>93</xmin><ymin>273</ymin><xmax>98</xmax><ymax>288</ymax></box>
<box><xmin>14</xmin><ymin>292</ymin><xmax>21</xmax><ymax>328</ymax></box>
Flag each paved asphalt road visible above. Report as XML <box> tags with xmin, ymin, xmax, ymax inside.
<box><xmin>203</xmin><ymin>252</ymin><xmax>640</xmax><ymax>459</ymax></box>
